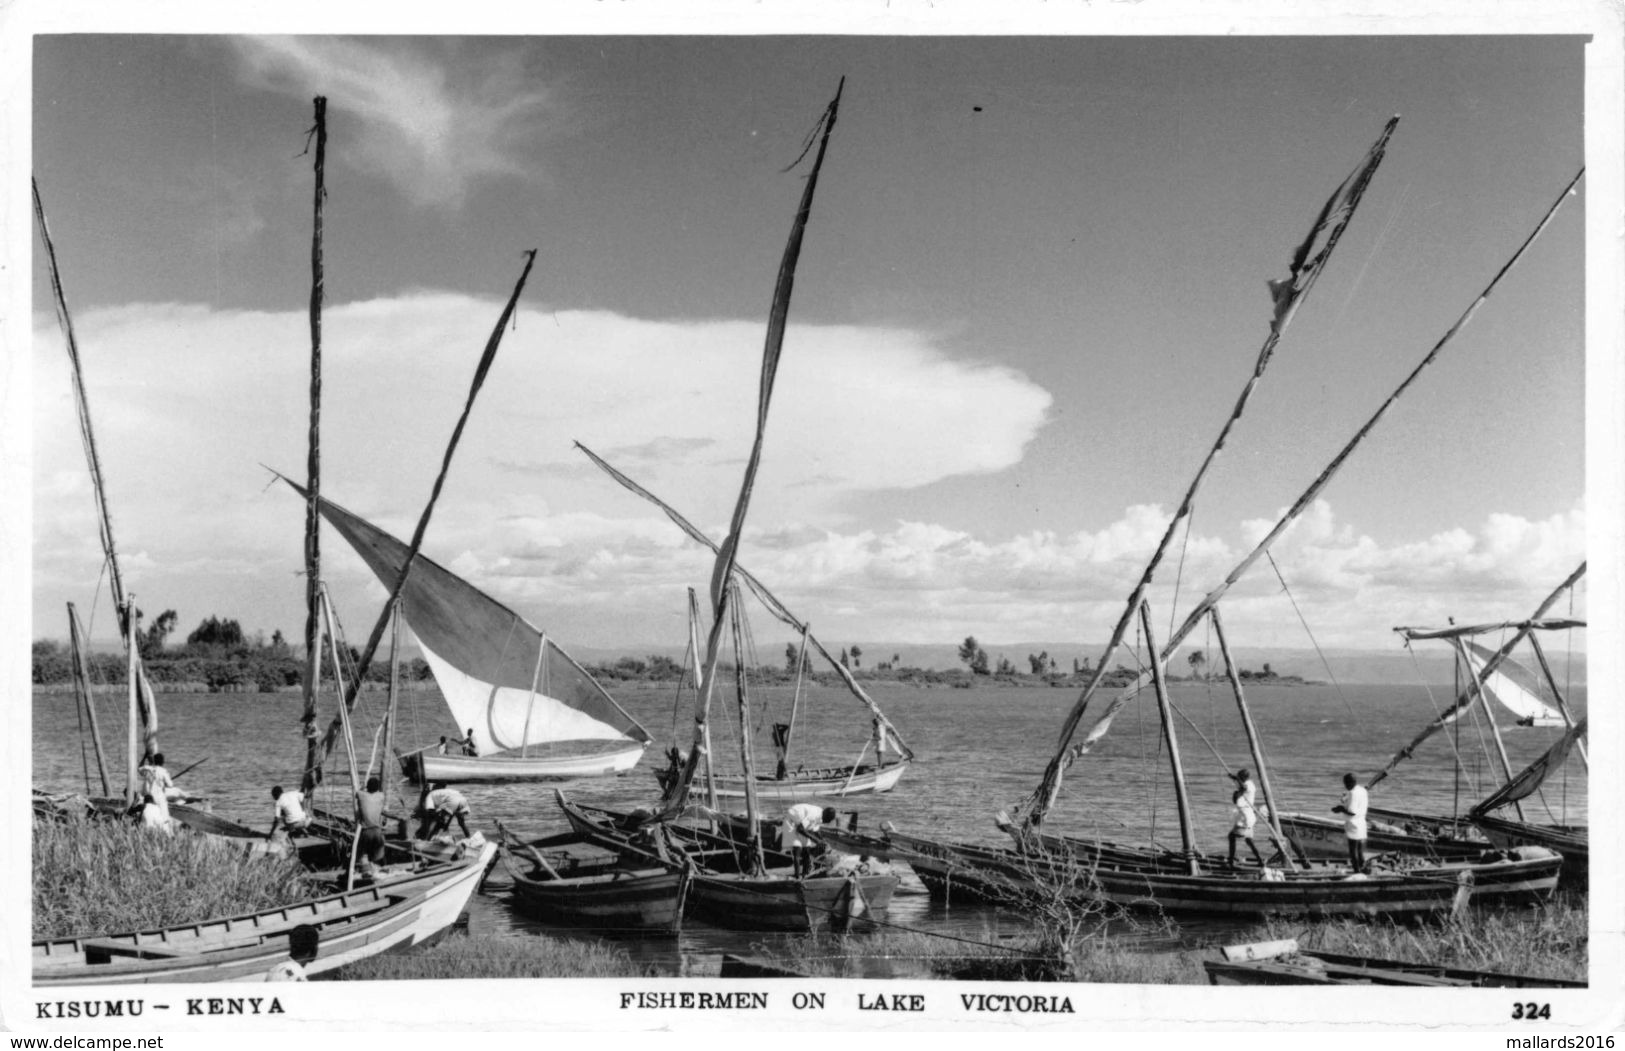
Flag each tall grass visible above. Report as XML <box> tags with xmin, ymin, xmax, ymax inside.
<box><xmin>33</xmin><ymin>814</ymin><xmax>316</xmax><ymax>940</ymax></box>
<box><xmin>1252</xmin><ymin>896</ymin><xmax>1588</xmax><ymax>982</ymax></box>
<box><xmin>334</xmin><ymin>932</ymin><xmax>647</xmax><ymax>980</ymax></box>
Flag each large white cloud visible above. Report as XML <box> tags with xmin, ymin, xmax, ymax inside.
<box><xmin>32</xmin><ymin>295</ymin><xmax>1585</xmax><ymax>653</ymax></box>
<box><xmin>32</xmin><ymin>294</ymin><xmax>1051</xmax><ymax>640</ymax></box>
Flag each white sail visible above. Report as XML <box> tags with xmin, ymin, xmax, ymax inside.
<box><xmin>1463</xmin><ymin>641</ymin><xmax>1564</xmax><ymax>727</ymax></box>
<box><xmin>315</xmin><ymin>493</ymin><xmax>651</xmax><ymax>757</ymax></box>
<box><xmin>416</xmin><ymin>636</ymin><xmax>640</xmax><ymax>754</ymax></box>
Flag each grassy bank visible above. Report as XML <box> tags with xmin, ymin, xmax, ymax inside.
<box><xmin>738</xmin><ymin>896</ymin><xmax>1586</xmax><ymax>984</ymax></box>
<box><xmin>333</xmin><ymin>931</ymin><xmax>648</xmax><ymax>980</ymax></box>
<box><xmin>33</xmin><ymin>814</ymin><xmax>317</xmax><ymax>940</ymax></box>
<box><xmin>1244</xmin><ymin>894</ymin><xmax>1588</xmax><ymax>983</ymax></box>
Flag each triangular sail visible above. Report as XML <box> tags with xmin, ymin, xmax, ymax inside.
<box><xmin>312</xmin><ymin>493</ymin><xmax>650</xmax><ymax>755</ymax></box>
<box><xmin>1470</xmin><ymin>717</ymin><xmax>1586</xmax><ymax>817</ymax></box>
<box><xmin>1462</xmin><ymin>641</ymin><xmax>1564</xmax><ymax>727</ymax></box>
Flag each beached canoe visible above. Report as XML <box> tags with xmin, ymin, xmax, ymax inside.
<box><xmin>1203</xmin><ymin>939</ymin><xmax>1585</xmax><ymax>987</ymax></box>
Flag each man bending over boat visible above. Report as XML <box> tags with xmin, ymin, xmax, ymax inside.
<box><xmin>1331</xmin><ymin>772</ymin><xmax>1369</xmax><ymax>873</ymax></box>
<box><xmin>268</xmin><ymin>785</ymin><xmax>311</xmax><ymax>840</ymax></box>
<box><xmin>419</xmin><ymin>783</ymin><xmax>473</xmax><ymax>840</ymax></box>
<box><xmin>782</xmin><ymin>804</ymin><xmax>837</xmax><ymax>879</ymax></box>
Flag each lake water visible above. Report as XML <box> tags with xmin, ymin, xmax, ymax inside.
<box><xmin>32</xmin><ymin>678</ymin><xmax>1588</xmax><ymax>973</ymax></box>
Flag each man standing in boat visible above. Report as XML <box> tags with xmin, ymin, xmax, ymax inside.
<box><xmin>1332</xmin><ymin>772</ymin><xmax>1370</xmax><ymax>872</ymax></box>
<box><xmin>1227</xmin><ymin>768</ymin><xmax>1268</xmax><ymax>868</ymax></box>
<box><xmin>356</xmin><ymin>775</ymin><xmax>388</xmax><ymax>874</ymax></box>
<box><xmin>782</xmin><ymin>803</ymin><xmax>837</xmax><ymax>878</ymax></box>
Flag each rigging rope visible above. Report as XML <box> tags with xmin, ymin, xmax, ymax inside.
<box><xmin>1265</xmin><ymin>552</ymin><xmax>1355</xmax><ymax>719</ymax></box>
<box><xmin>671</xmin><ymin>631</ymin><xmax>696</xmax><ymax>743</ymax></box>
<box><xmin>1168</xmin><ymin>504</ymin><xmax>1194</xmax><ymax>644</ymax></box>
<box><xmin>1402</xmin><ymin>639</ymin><xmax>1476</xmax><ymax>815</ymax></box>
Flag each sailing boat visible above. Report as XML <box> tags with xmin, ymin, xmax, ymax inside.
<box><xmin>828</xmin><ymin>132</ymin><xmax>1580</xmax><ymax>920</ymax></box>
<box><xmin>1277</xmin><ymin>570</ymin><xmax>1586</xmax><ymax>863</ymax></box>
<box><xmin>578</xmin><ymin>441</ymin><xmax>914</xmax><ymax>801</ymax></box>
<box><xmin>285</xmin><ymin>484</ymin><xmax>652</xmax><ymax>784</ymax></box>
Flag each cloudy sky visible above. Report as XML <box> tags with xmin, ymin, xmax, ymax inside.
<box><xmin>26</xmin><ymin>28</ymin><xmax>1596</xmax><ymax>657</ymax></box>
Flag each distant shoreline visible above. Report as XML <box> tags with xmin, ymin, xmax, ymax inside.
<box><xmin>30</xmin><ymin>674</ymin><xmax>1327</xmax><ymax>696</ymax></box>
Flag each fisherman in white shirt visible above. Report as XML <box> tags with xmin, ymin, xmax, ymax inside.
<box><xmin>782</xmin><ymin>803</ymin><xmax>836</xmax><ymax>879</ymax></box>
<box><xmin>1226</xmin><ymin>768</ymin><xmax>1267</xmax><ymax>868</ymax></box>
<box><xmin>137</xmin><ymin>752</ymin><xmax>180</xmax><ymax>822</ymax></box>
<box><xmin>1332</xmin><ymin>772</ymin><xmax>1370</xmax><ymax>872</ymax></box>
<box><xmin>268</xmin><ymin>785</ymin><xmax>310</xmax><ymax>840</ymax></box>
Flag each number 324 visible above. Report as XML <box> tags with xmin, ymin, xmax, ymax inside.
<box><xmin>1512</xmin><ymin>1003</ymin><xmax>1551</xmax><ymax>1020</ymax></box>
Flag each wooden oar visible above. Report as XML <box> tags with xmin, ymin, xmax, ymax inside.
<box><xmin>495</xmin><ymin>821</ymin><xmax>561</xmax><ymax>880</ymax></box>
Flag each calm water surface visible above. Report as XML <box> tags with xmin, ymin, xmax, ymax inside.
<box><xmin>33</xmin><ymin>679</ymin><xmax>1587</xmax><ymax>973</ymax></box>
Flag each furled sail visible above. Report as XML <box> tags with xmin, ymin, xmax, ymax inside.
<box><xmin>1462</xmin><ymin>641</ymin><xmax>1564</xmax><ymax>727</ymax></box>
<box><xmin>1470</xmin><ymin>717</ymin><xmax>1586</xmax><ymax>817</ymax></box>
<box><xmin>312</xmin><ymin>493</ymin><xmax>650</xmax><ymax>756</ymax></box>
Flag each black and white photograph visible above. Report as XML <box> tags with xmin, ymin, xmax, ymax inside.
<box><xmin>4</xmin><ymin>0</ymin><xmax>1620</xmax><ymax>1037</ymax></box>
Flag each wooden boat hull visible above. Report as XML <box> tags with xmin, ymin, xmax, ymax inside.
<box><xmin>401</xmin><ymin>742</ymin><xmax>646</xmax><ymax>784</ymax></box>
<box><xmin>1205</xmin><ymin>949</ymin><xmax>1585</xmax><ymax>987</ymax></box>
<box><xmin>511</xmin><ymin>865</ymin><xmax>689</xmax><ymax>935</ymax></box>
<box><xmin>825</xmin><ymin>828</ymin><xmax>1561</xmax><ymax>919</ymax></box>
<box><xmin>1276</xmin><ymin>808</ymin><xmax>1491</xmax><ymax>861</ymax></box>
<box><xmin>558</xmin><ymin>795</ymin><xmax>795</xmax><ymax>870</ymax></box>
<box><xmin>32</xmin><ymin>843</ymin><xmax>498</xmax><ymax>985</ymax></box>
<box><xmin>687</xmin><ymin>870</ymin><xmax>898</xmax><ymax>932</ymax></box>
<box><xmin>670</xmin><ymin>759</ymin><xmax>909</xmax><ymax>803</ymax></box>
<box><xmin>1471</xmin><ymin>814</ymin><xmax>1588</xmax><ymax>889</ymax></box>
<box><xmin>33</xmin><ymin>886</ymin><xmax>423</xmax><ymax>985</ymax></box>
<box><xmin>388</xmin><ymin>840</ymin><xmax>498</xmax><ymax>947</ymax></box>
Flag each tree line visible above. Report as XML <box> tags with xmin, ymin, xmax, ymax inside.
<box><xmin>32</xmin><ymin>611</ymin><xmax>434</xmax><ymax>693</ymax></box>
<box><xmin>37</xmin><ymin>613</ymin><xmax>1285</xmax><ymax>694</ymax></box>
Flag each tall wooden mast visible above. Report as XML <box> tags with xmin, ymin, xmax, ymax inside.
<box><xmin>299</xmin><ymin>96</ymin><xmax>329</xmax><ymax>791</ymax></box>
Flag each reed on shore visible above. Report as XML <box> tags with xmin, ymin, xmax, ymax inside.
<box><xmin>33</xmin><ymin>813</ymin><xmax>316</xmax><ymax>940</ymax></box>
